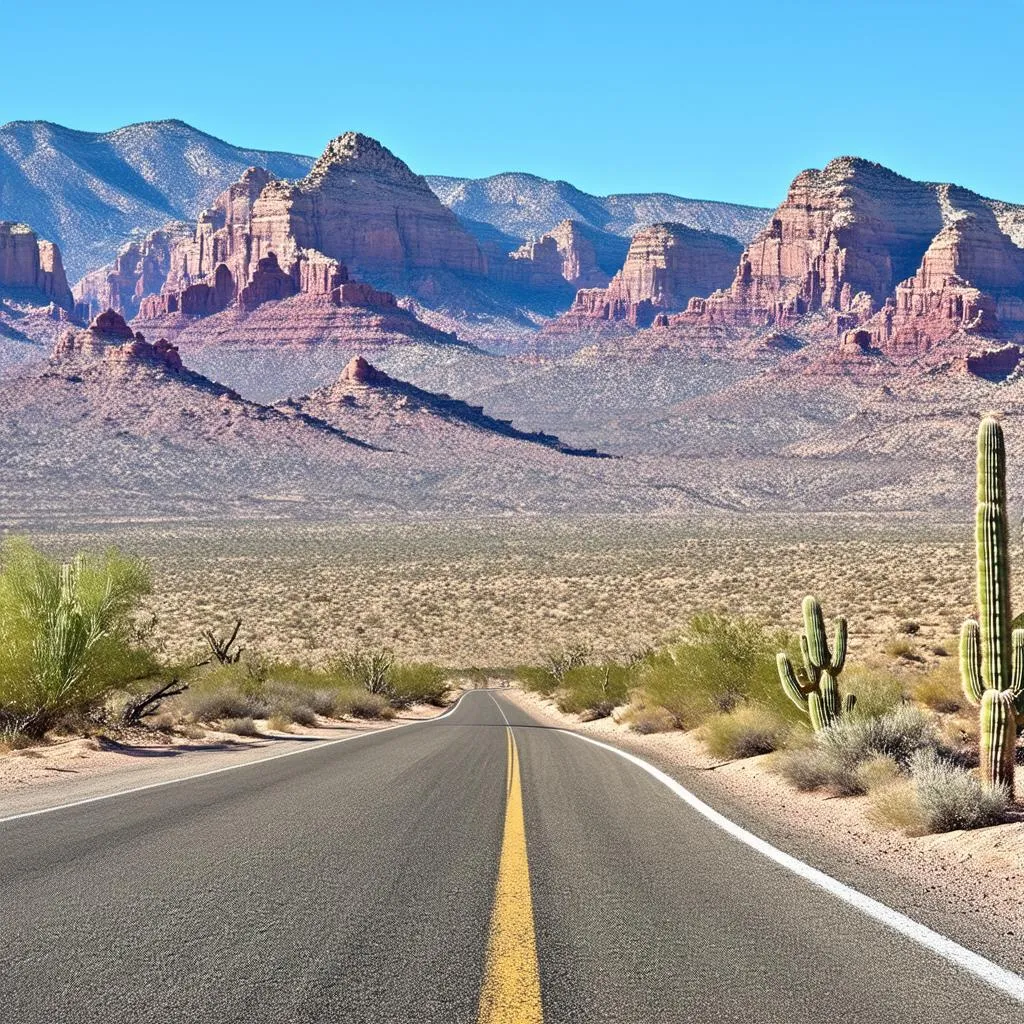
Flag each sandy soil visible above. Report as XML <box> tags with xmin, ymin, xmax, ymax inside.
<box><xmin>503</xmin><ymin>687</ymin><xmax>1024</xmax><ymax>960</ymax></box>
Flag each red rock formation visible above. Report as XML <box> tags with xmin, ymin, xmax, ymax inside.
<box><xmin>566</xmin><ymin>223</ymin><xmax>741</xmax><ymax>327</ymax></box>
<box><xmin>341</xmin><ymin>355</ymin><xmax>390</xmax><ymax>384</ymax></box>
<box><xmin>0</xmin><ymin>222</ymin><xmax>74</xmax><ymax>310</ymax></box>
<box><xmin>507</xmin><ymin>220</ymin><xmax>614</xmax><ymax>290</ymax></box>
<box><xmin>73</xmin><ymin>223</ymin><xmax>191</xmax><ymax>321</ymax></box>
<box><xmin>54</xmin><ymin>309</ymin><xmax>183</xmax><ymax>371</ymax></box>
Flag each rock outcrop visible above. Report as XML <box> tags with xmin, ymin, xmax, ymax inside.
<box><xmin>564</xmin><ymin>223</ymin><xmax>742</xmax><ymax>327</ymax></box>
<box><xmin>73</xmin><ymin>223</ymin><xmax>192</xmax><ymax>321</ymax></box>
<box><xmin>53</xmin><ymin>309</ymin><xmax>184</xmax><ymax>372</ymax></box>
<box><xmin>0</xmin><ymin>222</ymin><xmax>73</xmax><ymax>310</ymax></box>
<box><xmin>506</xmin><ymin>220</ymin><xmax>625</xmax><ymax>290</ymax></box>
<box><xmin>680</xmin><ymin>158</ymin><xmax>1024</xmax><ymax>360</ymax></box>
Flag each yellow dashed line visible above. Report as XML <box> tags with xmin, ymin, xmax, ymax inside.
<box><xmin>477</xmin><ymin>727</ymin><xmax>543</xmax><ymax>1024</ymax></box>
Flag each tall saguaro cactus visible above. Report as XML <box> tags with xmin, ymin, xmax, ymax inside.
<box><xmin>960</xmin><ymin>416</ymin><xmax>1023</xmax><ymax>791</ymax></box>
<box><xmin>777</xmin><ymin>595</ymin><xmax>855</xmax><ymax>732</ymax></box>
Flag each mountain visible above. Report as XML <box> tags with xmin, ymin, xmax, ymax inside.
<box><xmin>426</xmin><ymin>172</ymin><xmax>770</xmax><ymax>246</ymax></box>
<box><xmin>0</xmin><ymin>119</ymin><xmax>313</xmax><ymax>278</ymax></box>
<box><xmin>628</xmin><ymin>156</ymin><xmax>1024</xmax><ymax>378</ymax></box>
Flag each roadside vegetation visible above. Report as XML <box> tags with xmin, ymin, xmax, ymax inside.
<box><xmin>0</xmin><ymin>539</ymin><xmax>454</xmax><ymax>750</ymax></box>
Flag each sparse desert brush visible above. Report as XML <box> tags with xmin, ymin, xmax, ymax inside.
<box><xmin>266</xmin><ymin>714</ymin><xmax>295</xmax><ymax>733</ymax></box>
<box><xmin>555</xmin><ymin>662</ymin><xmax>631</xmax><ymax>718</ymax></box>
<box><xmin>909</xmin><ymin>660</ymin><xmax>964</xmax><ymax>713</ymax></box>
<box><xmin>619</xmin><ymin>702</ymin><xmax>677</xmax><ymax>734</ymax></box>
<box><xmin>387</xmin><ymin>663</ymin><xmax>451</xmax><ymax>708</ymax></box>
<box><xmin>869</xmin><ymin>751</ymin><xmax>1007</xmax><ymax>834</ymax></box>
<box><xmin>884</xmin><ymin>637</ymin><xmax>920</xmax><ymax>662</ymax></box>
<box><xmin>777</xmin><ymin>706</ymin><xmax>940</xmax><ymax>796</ymax></box>
<box><xmin>342</xmin><ymin>690</ymin><xmax>394</xmax><ymax>719</ymax></box>
<box><xmin>638</xmin><ymin>613</ymin><xmax>797</xmax><ymax>729</ymax></box>
<box><xmin>221</xmin><ymin>717</ymin><xmax>260</xmax><ymax>737</ymax></box>
<box><xmin>702</xmin><ymin>705</ymin><xmax>789</xmax><ymax>760</ymax></box>
<box><xmin>840</xmin><ymin>666</ymin><xmax>903</xmax><ymax>718</ymax></box>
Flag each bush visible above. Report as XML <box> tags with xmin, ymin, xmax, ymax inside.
<box><xmin>910</xmin><ymin>661</ymin><xmax>964</xmax><ymax>713</ymax></box>
<box><xmin>0</xmin><ymin>540</ymin><xmax>154</xmax><ymax>737</ymax></box>
<box><xmin>515</xmin><ymin>665</ymin><xmax>558</xmax><ymax>696</ymax></box>
<box><xmin>387</xmin><ymin>663</ymin><xmax>451</xmax><ymax>708</ymax></box>
<box><xmin>637</xmin><ymin>614</ymin><xmax>796</xmax><ymax>728</ymax></box>
<box><xmin>221</xmin><ymin>717</ymin><xmax>260</xmax><ymax>737</ymax></box>
<box><xmin>555</xmin><ymin>663</ymin><xmax>631</xmax><ymax>718</ymax></box>
<box><xmin>910</xmin><ymin>750</ymin><xmax>1007</xmax><ymax>833</ymax></box>
<box><xmin>841</xmin><ymin>666</ymin><xmax>903</xmax><ymax>719</ymax></box>
<box><xmin>343</xmin><ymin>690</ymin><xmax>394</xmax><ymax>719</ymax></box>
<box><xmin>620</xmin><ymin>702</ymin><xmax>677</xmax><ymax>734</ymax></box>
<box><xmin>702</xmin><ymin>706</ymin><xmax>789</xmax><ymax>760</ymax></box>
<box><xmin>777</xmin><ymin>705</ymin><xmax>939</xmax><ymax>796</ymax></box>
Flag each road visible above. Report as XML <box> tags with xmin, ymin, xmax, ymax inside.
<box><xmin>2</xmin><ymin>689</ymin><xmax>1022</xmax><ymax>1022</ymax></box>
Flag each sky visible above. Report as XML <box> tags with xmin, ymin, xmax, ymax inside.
<box><xmin>3</xmin><ymin>0</ymin><xmax>1022</xmax><ymax>209</ymax></box>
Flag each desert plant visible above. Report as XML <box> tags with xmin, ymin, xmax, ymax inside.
<box><xmin>339</xmin><ymin>647</ymin><xmax>395</xmax><ymax>696</ymax></box>
<box><xmin>776</xmin><ymin>595</ymin><xmax>855</xmax><ymax>732</ymax></box>
<box><xmin>702</xmin><ymin>705</ymin><xmax>788</xmax><ymax>760</ymax></box>
<box><xmin>556</xmin><ymin>662</ymin><xmax>631</xmax><ymax>718</ymax></box>
<box><xmin>960</xmin><ymin>417</ymin><xmax>1024</xmax><ymax>790</ymax></box>
<box><xmin>910</xmin><ymin>749</ymin><xmax>1007</xmax><ymax>832</ymax></box>
<box><xmin>387</xmin><ymin>663</ymin><xmax>451</xmax><ymax>708</ymax></box>
<box><xmin>221</xmin><ymin>716</ymin><xmax>260</xmax><ymax>737</ymax></box>
<box><xmin>0</xmin><ymin>540</ymin><xmax>154</xmax><ymax>737</ymax></box>
<box><xmin>204</xmin><ymin>619</ymin><xmax>244</xmax><ymax>665</ymax></box>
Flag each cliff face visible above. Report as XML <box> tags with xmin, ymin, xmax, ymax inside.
<box><xmin>681</xmin><ymin>159</ymin><xmax>1024</xmax><ymax>362</ymax></box>
<box><xmin>0</xmin><ymin>222</ymin><xmax>73</xmax><ymax>310</ymax></box>
<box><xmin>252</xmin><ymin>133</ymin><xmax>486</xmax><ymax>287</ymax></box>
<box><xmin>566</xmin><ymin>223</ymin><xmax>742</xmax><ymax>326</ymax></box>
<box><xmin>73</xmin><ymin>223</ymin><xmax>192</xmax><ymax>321</ymax></box>
<box><xmin>507</xmin><ymin>220</ymin><xmax>625</xmax><ymax>290</ymax></box>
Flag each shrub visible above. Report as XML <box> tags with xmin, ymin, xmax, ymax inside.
<box><xmin>910</xmin><ymin>750</ymin><xmax>1007</xmax><ymax>833</ymax></box>
<box><xmin>867</xmin><ymin>780</ymin><xmax>930</xmax><ymax>834</ymax></box>
<box><xmin>515</xmin><ymin>665</ymin><xmax>558</xmax><ymax>696</ymax></box>
<box><xmin>777</xmin><ymin>706</ymin><xmax>939</xmax><ymax>796</ymax></box>
<box><xmin>840</xmin><ymin>666</ymin><xmax>903</xmax><ymax>719</ymax></box>
<box><xmin>885</xmin><ymin>637</ymin><xmax>919</xmax><ymax>661</ymax></box>
<box><xmin>621</xmin><ymin>703</ymin><xmax>677</xmax><ymax>734</ymax></box>
<box><xmin>343</xmin><ymin>690</ymin><xmax>393</xmax><ymax>719</ymax></box>
<box><xmin>702</xmin><ymin>706</ymin><xmax>789</xmax><ymax>760</ymax></box>
<box><xmin>0</xmin><ymin>540</ymin><xmax>154</xmax><ymax>737</ymax></box>
<box><xmin>221</xmin><ymin>717</ymin><xmax>260</xmax><ymax>737</ymax></box>
<box><xmin>387</xmin><ymin>663</ymin><xmax>451</xmax><ymax>708</ymax></box>
<box><xmin>638</xmin><ymin>614</ymin><xmax>795</xmax><ymax>728</ymax></box>
<box><xmin>910</xmin><ymin>661</ymin><xmax>963</xmax><ymax>714</ymax></box>
<box><xmin>555</xmin><ymin>663</ymin><xmax>631</xmax><ymax>718</ymax></box>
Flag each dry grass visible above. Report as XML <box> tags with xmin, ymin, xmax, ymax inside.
<box><xmin>702</xmin><ymin>705</ymin><xmax>789</xmax><ymax>760</ymax></box>
<box><xmin>18</xmin><ymin>516</ymin><xmax>988</xmax><ymax>671</ymax></box>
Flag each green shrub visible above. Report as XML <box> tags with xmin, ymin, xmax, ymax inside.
<box><xmin>388</xmin><ymin>663</ymin><xmax>451</xmax><ymax>708</ymax></box>
<box><xmin>0</xmin><ymin>540</ymin><xmax>154</xmax><ymax>737</ymax></box>
<box><xmin>515</xmin><ymin>665</ymin><xmax>558</xmax><ymax>696</ymax></box>
<box><xmin>840</xmin><ymin>666</ymin><xmax>903</xmax><ymax>718</ymax></box>
<box><xmin>555</xmin><ymin>663</ymin><xmax>632</xmax><ymax>717</ymax></box>
<box><xmin>910</xmin><ymin>661</ymin><xmax>964</xmax><ymax>713</ymax></box>
<box><xmin>777</xmin><ymin>705</ymin><xmax>940</xmax><ymax>796</ymax></box>
<box><xmin>638</xmin><ymin>614</ymin><xmax>796</xmax><ymax>728</ymax></box>
<box><xmin>703</xmin><ymin>706</ymin><xmax>789</xmax><ymax>760</ymax></box>
<box><xmin>343</xmin><ymin>690</ymin><xmax>394</xmax><ymax>719</ymax></box>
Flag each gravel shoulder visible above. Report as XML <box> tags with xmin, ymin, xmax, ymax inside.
<box><xmin>501</xmin><ymin>686</ymin><xmax>1024</xmax><ymax>969</ymax></box>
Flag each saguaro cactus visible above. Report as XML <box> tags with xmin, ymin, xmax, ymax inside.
<box><xmin>960</xmin><ymin>416</ymin><xmax>1023</xmax><ymax>791</ymax></box>
<box><xmin>777</xmin><ymin>595</ymin><xmax>855</xmax><ymax>731</ymax></box>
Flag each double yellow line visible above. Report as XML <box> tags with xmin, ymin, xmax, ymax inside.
<box><xmin>477</xmin><ymin>726</ymin><xmax>544</xmax><ymax>1024</ymax></box>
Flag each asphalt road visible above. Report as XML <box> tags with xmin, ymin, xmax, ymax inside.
<box><xmin>2</xmin><ymin>689</ymin><xmax>1022</xmax><ymax>1022</ymax></box>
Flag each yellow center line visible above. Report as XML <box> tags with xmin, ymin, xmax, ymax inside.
<box><xmin>477</xmin><ymin>725</ymin><xmax>544</xmax><ymax>1024</ymax></box>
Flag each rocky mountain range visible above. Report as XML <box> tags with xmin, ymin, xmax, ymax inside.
<box><xmin>0</xmin><ymin>120</ymin><xmax>314</xmax><ymax>279</ymax></box>
<box><xmin>426</xmin><ymin>172</ymin><xmax>770</xmax><ymax>247</ymax></box>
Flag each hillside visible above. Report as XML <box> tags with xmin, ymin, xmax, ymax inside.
<box><xmin>426</xmin><ymin>172</ymin><xmax>770</xmax><ymax>245</ymax></box>
<box><xmin>0</xmin><ymin>120</ymin><xmax>313</xmax><ymax>277</ymax></box>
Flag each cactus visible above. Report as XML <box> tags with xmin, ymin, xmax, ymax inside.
<box><xmin>777</xmin><ymin>595</ymin><xmax>855</xmax><ymax>731</ymax></box>
<box><xmin>960</xmin><ymin>416</ymin><xmax>1023</xmax><ymax>791</ymax></box>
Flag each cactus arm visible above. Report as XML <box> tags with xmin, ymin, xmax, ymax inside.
<box><xmin>980</xmin><ymin>689</ymin><xmax>1017</xmax><ymax>790</ymax></box>
<box><xmin>802</xmin><ymin>595</ymin><xmax>831</xmax><ymax>670</ymax></box>
<box><xmin>960</xmin><ymin>619</ymin><xmax>984</xmax><ymax>706</ymax></box>
<box><xmin>777</xmin><ymin>653</ymin><xmax>809</xmax><ymax>710</ymax></box>
<box><xmin>1012</xmin><ymin>628</ymin><xmax>1024</xmax><ymax>698</ymax></box>
<box><xmin>842</xmin><ymin>693</ymin><xmax>857</xmax><ymax>716</ymax></box>
<box><xmin>818</xmin><ymin>674</ymin><xmax>841</xmax><ymax>728</ymax></box>
<box><xmin>807</xmin><ymin>691</ymin><xmax>828</xmax><ymax>733</ymax></box>
<box><xmin>831</xmin><ymin>617</ymin><xmax>848</xmax><ymax>674</ymax></box>
<box><xmin>799</xmin><ymin>634</ymin><xmax>821</xmax><ymax>686</ymax></box>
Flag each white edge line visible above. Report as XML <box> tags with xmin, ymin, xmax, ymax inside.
<box><xmin>0</xmin><ymin>692</ymin><xmax>468</xmax><ymax>826</ymax></box>
<box><xmin>562</xmin><ymin>729</ymin><xmax>1024</xmax><ymax>1004</ymax></box>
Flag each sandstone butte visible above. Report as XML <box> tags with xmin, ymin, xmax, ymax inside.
<box><xmin>553</xmin><ymin>223</ymin><xmax>743</xmax><ymax>328</ymax></box>
<box><xmin>0</xmin><ymin>221</ymin><xmax>74</xmax><ymax>310</ymax></box>
<box><xmin>674</xmin><ymin>156</ymin><xmax>1024</xmax><ymax>370</ymax></box>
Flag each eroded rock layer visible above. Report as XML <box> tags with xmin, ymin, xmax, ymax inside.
<box><xmin>0</xmin><ymin>222</ymin><xmax>73</xmax><ymax>310</ymax></box>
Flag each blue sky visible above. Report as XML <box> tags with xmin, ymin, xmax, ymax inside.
<box><xmin>2</xmin><ymin>0</ymin><xmax>1021</xmax><ymax>208</ymax></box>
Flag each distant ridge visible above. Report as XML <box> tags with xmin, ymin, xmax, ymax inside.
<box><xmin>426</xmin><ymin>172</ymin><xmax>771</xmax><ymax>246</ymax></box>
<box><xmin>0</xmin><ymin>119</ymin><xmax>313</xmax><ymax>277</ymax></box>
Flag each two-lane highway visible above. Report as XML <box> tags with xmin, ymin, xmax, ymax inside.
<box><xmin>2</xmin><ymin>689</ymin><xmax>1022</xmax><ymax>1022</ymax></box>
